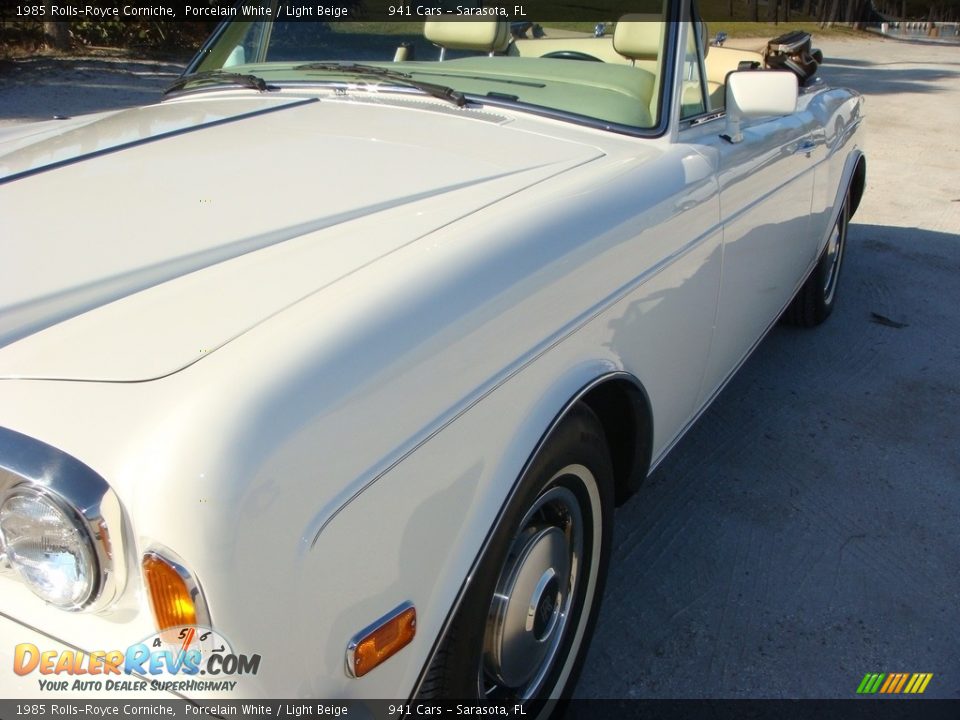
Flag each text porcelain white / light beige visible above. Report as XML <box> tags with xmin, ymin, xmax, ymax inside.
<box><xmin>0</xmin><ymin>4</ymin><xmax>864</xmax><ymax>707</ymax></box>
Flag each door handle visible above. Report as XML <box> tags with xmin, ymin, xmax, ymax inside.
<box><xmin>794</xmin><ymin>139</ymin><xmax>816</xmax><ymax>157</ymax></box>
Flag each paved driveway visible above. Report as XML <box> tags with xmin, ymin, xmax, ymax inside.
<box><xmin>577</xmin><ymin>35</ymin><xmax>960</xmax><ymax>700</ymax></box>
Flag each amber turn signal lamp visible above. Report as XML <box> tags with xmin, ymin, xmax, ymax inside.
<box><xmin>142</xmin><ymin>552</ymin><xmax>198</xmax><ymax>637</ymax></box>
<box><xmin>348</xmin><ymin>604</ymin><xmax>416</xmax><ymax>678</ymax></box>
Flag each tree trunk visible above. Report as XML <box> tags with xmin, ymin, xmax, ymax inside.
<box><xmin>768</xmin><ymin>0</ymin><xmax>780</xmax><ymax>22</ymax></box>
<box><xmin>43</xmin><ymin>22</ymin><xmax>70</xmax><ymax>50</ymax></box>
<box><xmin>820</xmin><ymin>0</ymin><xmax>838</xmax><ymax>27</ymax></box>
<box><xmin>844</xmin><ymin>0</ymin><xmax>857</xmax><ymax>24</ymax></box>
<box><xmin>42</xmin><ymin>1</ymin><xmax>70</xmax><ymax>50</ymax></box>
<box><xmin>750</xmin><ymin>0</ymin><xmax>760</xmax><ymax>21</ymax></box>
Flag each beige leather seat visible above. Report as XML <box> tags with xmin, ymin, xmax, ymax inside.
<box><xmin>704</xmin><ymin>46</ymin><xmax>765</xmax><ymax>110</ymax></box>
<box><xmin>424</xmin><ymin>20</ymin><xmax>512</xmax><ymax>58</ymax></box>
<box><xmin>612</xmin><ymin>15</ymin><xmax>664</xmax><ymax>119</ymax></box>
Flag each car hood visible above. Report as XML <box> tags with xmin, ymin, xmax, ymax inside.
<box><xmin>0</xmin><ymin>93</ymin><xmax>603</xmax><ymax>381</ymax></box>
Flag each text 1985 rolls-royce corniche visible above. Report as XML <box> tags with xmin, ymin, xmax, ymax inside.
<box><xmin>0</xmin><ymin>1</ymin><xmax>864</xmax><ymax>710</ymax></box>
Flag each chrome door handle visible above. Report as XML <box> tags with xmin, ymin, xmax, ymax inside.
<box><xmin>794</xmin><ymin>140</ymin><xmax>816</xmax><ymax>157</ymax></box>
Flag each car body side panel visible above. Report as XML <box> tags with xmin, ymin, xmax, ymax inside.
<box><xmin>257</xmin><ymin>229</ymin><xmax>723</xmax><ymax>698</ymax></box>
<box><xmin>696</xmin><ymin>109</ymin><xmax>818</xmax><ymax>402</ymax></box>
<box><xmin>809</xmin><ymin>87</ymin><xmax>865</xmax><ymax>251</ymax></box>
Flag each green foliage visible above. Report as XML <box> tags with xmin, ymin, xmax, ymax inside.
<box><xmin>0</xmin><ymin>18</ymin><xmax>215</xmax><ymax>52</ymax></box>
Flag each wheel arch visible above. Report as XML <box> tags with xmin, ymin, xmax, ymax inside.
<box><xmin>411</xmin><ymin>370</ymin><xmax>653</xmax><ymax>698</ymax></box>
<box><xmin>577</xmin><ymin>374</ymin><xmax>654</xmax><ymax>506</ymax></box>
<box><xmin>848</xmin><ymin>153</ymin><xmax>866</xmax><ymax>218</ymax></box>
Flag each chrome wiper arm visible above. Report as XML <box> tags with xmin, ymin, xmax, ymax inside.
<box><xmin>294</xmin><ymin>62</ymin><xmax>467</xmax><ymax>107</ymax></box>
<box><xmin>164</xmin><ymin>71</ymin><xmax>273</xmax><ymax>96</ymax></box>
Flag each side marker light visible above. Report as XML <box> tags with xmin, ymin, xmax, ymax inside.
<box><xmin>347</xmin><ymin>603</ymin><xmax>416</xmax><ymax>678</ymax></box>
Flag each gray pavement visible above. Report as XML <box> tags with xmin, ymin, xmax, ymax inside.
<box><xmin>0</xmin><ymin>56</ymin><xmax>183</xmax><ymax>124</ymax></box>
<box><xmin>578</xmin><ymin>36</ymin><xmax>960</xmax><ymax>699</ymax></box>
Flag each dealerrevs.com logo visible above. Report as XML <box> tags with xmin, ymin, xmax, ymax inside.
<box><xmin>13</xmin><ymin>626</ymin><xmax>260</xmax><ymax>693</ymax></box>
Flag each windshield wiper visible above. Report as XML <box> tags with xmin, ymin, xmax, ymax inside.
<box><xmin>164</xmin><ymin>71</ymin><xmax>273</xmax><ymax>96</ymax></box>
<box><xmin>293</xmin><ymin>62</ymin><xmax>467</xmax><ymax>107</ymax></box>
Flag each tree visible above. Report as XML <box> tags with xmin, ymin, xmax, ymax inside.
<box><xmin>42</xmin><ymin>0</ymin><xmax>70</xmax><ymax>49</ymax></box>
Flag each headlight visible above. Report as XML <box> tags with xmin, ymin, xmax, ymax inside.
<box><xmin>0</xmin><ymin>426</ymin><xmax>126</xmax><ymax>612</ymax></box>
<box><xmin>0</xmin><ymin>525</ymin><xmax>10</xmax><ymax>572</ymax></box>
<box><xmin>0</xmin><ymin>489</ymin><xmax>99</xmax><ymax>608</ymax></box>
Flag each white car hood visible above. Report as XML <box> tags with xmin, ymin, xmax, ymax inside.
<box><xmin>0</xmin><ymin>93</ymin><xmax>603</xmax><ymax>381</ymax></box>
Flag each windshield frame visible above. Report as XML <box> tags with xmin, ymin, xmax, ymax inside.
<box><xmin>181</xmin><ymin>4</ymin><xmax>679</xmax><ymax>138</ymax></box>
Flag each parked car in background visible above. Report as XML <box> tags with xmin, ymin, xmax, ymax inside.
<box><xmin>0</xmin><ymin>0</ymin><xmax>864</xmax><ymax>710</ymax></box>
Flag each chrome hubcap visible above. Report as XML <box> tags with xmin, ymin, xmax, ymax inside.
<box><xmin>482</xmin><ymin>486</ymin><xmax>583</xmax><ymax>698</ymax></box>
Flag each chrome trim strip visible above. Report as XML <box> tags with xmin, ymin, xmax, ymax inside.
<box><xmin>345</xmin><ymin>601</ymin><xmax>415</xmax><ymax>679</ymax></box>
<box><xmin>648</xmin><ymin>155</ymin><xmax>862</xmax><ymax>473</ymax></box>
<box><xmin>0</xmin><ymin>98</ymin><xmax>318</xmax><ymax>187</ymax></box>
<box><xmin>0</xmin><ymin>426</ymin><xmax>126</xmax><ymax>612</ymax></box>
<box><xmin>0</xmin><ymin>610</ymin><xmax>192</xmax><ymax>699</ymax></box>
<box><xmin>307</xmin><ymin>226</ymin><xmax>715</xmax><ymax>550</ymax></box>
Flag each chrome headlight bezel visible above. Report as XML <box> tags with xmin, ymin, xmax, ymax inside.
<box><xmin>0</xmin><ymin>426</ymin><xmax>126</xmax><ymax>612</ymax></box>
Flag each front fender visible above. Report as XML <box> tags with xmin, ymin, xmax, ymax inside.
<box><xmin>299</xmin><ymin>358</ymin><xmax>629</xmax><ymax>698</ymax></box>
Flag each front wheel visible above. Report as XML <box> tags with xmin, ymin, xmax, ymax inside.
<box><xmin>418</xmin><ymin>404</ymin><xmax>614</xmax><ymax>713</ymax></box>
<box><xmin>784</xmin><ymin>193</ymin><xmax>850</xmax><ymax>327</ymax></box>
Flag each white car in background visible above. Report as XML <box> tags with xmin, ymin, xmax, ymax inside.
<box><xmin>0</xmin><ymin>1</ymin><xmax>864</xmax><ymax>709</ymax></box>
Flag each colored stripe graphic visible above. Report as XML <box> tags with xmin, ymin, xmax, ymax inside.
<box><xmin>906</xmin><ymin>673</ymin><xmax>933</xmax><ymax>694</ymax></box>
<box><xmin>879</xmin><ymin>674</ymin><xmax>897</xmax><ymax>693</ymax></box>
<box><xmin>857</xmin><ymin>673</ymin><xmax>886</xmax><ymax>694</ymax></box>
<box><xmin>857</xmin><ymin>672</ymin><xmax>933</xmax><ymax>695</ymax></box>
<box><xmin>893</xmin><ymin>673</ymin><xmax>910</xmax><ymax>693</ymax></box>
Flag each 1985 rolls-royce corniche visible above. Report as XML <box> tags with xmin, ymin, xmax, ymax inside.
<box><xmin>0</xmin><ymin>0</ymin><xmax>864</xmax><ymax>709</ymax></box>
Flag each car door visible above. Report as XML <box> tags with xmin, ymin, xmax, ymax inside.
<box><xmin>681</xmin><ymin>31</ymin><xmax>822</xmax><ymax>402</ymax></box>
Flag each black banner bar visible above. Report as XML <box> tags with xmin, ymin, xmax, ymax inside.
<box><xmin>0</xmin><ymin>0</ymin><xmax>950</xmax><ymax>24</ymax></box>
<box><xmin>1</xmin><ymin>700</ymin><xmax>960</xmax><ymax>720</ymax></box>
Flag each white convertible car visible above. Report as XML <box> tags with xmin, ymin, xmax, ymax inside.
<box><xmin>0</xmin><ymin>1</ymin><xmax>864</xmax><ymax>709</ymax></box>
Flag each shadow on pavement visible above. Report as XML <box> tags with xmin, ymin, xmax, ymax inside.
<box><xmin>577</xmin><ymin>222</ymin><xmax>960</xmax><ymax>699</ymax></box>
<box><xmin>819</xmin><ymin>59</ymin><xmax>960</xmax><ymax>95</ymax></box>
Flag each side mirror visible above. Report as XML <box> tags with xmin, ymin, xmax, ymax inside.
<box><xmin>723</xmin><ymin>70</ymin><xmax>798</xmax><ymax>143</ymax></box>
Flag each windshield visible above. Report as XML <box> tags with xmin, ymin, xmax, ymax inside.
<box><xmin>187</xmin><ymin>3</ymin><xmax>670</xmax><ymax>131</ymax></box>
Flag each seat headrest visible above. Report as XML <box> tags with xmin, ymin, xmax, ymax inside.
<box><xmin>613</xmin><ymin>14</ymin><xmax>663</xmax><ymax>60</ymax></box>
<box><xmin>424</xmin><ymin>20</ymin><xmax>511</xmax><ymax>53</ymax></box>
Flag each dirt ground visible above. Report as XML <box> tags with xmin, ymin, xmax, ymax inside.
<box><xmin>1</xmin><ymin>34</ymin><xmax>958</xmax><ymax>700</ymax></box>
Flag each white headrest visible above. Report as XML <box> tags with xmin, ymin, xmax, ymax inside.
<box><xmin>613</xmin><ymin>14</ymin><xmax>663</xmax><ymax>60</ymax></box>
<box><xmin>424</xmin><ymin>20</ymin><xmax>511</xmax><ymax>53</ymax></box>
